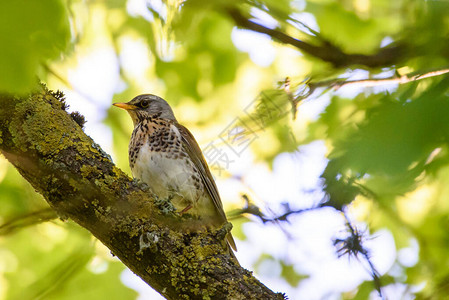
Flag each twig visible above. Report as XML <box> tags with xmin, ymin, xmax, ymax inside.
<box><xmin>286</xmin><ymin>67</ymin><xmax>449</xmax><ymax>119</ymax></box>
<box><xmin>333</xmin><ymin>212</ymin><xmax>384</xmax><ymax>299</ymax></box>
<box><xmin>0</xmin><ymin>208</ymin><xmax>57</xmax><ymax>235</ymax></box>
<box><xmin>226</xmin><ymin>7</ymin><xmax>404</xmax><ymax>68</ymax></box>
<box><xmin>310</xmin><ymin>67</ymin><xmax>449</xmax><ymax>90</ymax></box>
<box><xmin>280</xmin><ymin>77</ymin><xmax>298</xmax><ymax>120</ymax></box>
<box><xmin>229</xmin><ymin>195</ymin><xmax>321</xmax><ymax>223</ymax></box>
<box><xmin>42</xmin><ymin>63</ymin><xmax>100</xmax><ymax>105</ymax></box>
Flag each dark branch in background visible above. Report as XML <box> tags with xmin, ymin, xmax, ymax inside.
<box><xmin>334</xmin><ymin>212</ymin><xmax>383</xmax><ymax>299</ymax></box>
<box><xmin>231</xmin><ymin>195</ymin><xmax>384</xmax><ymax>298</ymax></box>
<box><xmin>226</xmin><ymin>7</ymin><xmax>405</xmax><ymax>69</ymax></box>
<box><xmin>230</xmin><ymin>195</ymin><xmax>321</xmax><ymax>223</ymax></box>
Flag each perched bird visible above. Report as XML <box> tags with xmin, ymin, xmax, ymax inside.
<box><xmin>113</xmin><ymin>94</ymin><xmax>237</xmax><ymax>258</ymax></box>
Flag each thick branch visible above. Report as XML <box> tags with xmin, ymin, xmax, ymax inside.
<box><xmin>227</xmin><ymin>7</ymin><xmax>405</xmax><ymax>68</ymax></box>
<box><xmin>0</xmin><ymin>87</ymin><xmax>285</xmax><ymax>300</ymax></box>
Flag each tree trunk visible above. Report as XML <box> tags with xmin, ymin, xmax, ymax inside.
<box><xmin>0</xmin><ymin>86</ymin><xmax>285</xmax><ymax>300</ymax></box>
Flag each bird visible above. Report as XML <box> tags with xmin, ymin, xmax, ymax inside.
<box><xmin>113</xmin><ymin>94</ymin><xmax>238</xmax><ymax>261</ymax></box>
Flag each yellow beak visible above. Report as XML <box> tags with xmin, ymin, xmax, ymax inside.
<box><xmin>113</xmin><ymin>103</ymin><xmax>138</xmax><ymax>110</ymax></box>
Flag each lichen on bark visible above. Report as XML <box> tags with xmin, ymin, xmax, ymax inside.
<box><xmin>0</xmin><ymin>86</ymin><xmax>286</xmax><ymax>300</ymax></box>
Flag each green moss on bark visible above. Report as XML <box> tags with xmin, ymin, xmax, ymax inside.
<box><xmin>0</xmin><ymin>87</ymin><xmax>286</xmax><ymax>300</ymax></box>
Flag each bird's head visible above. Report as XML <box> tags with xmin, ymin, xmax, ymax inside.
<box><xmin>113</xmin><ymin>94</ymin><xmax>177</xmax><ymax>126</ymax></box>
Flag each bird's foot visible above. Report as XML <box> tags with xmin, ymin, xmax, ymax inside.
<box><xmin>216</xmin><ymin>222</ymin><xmax>233</xmax><ymax>240</ymax></box>
<box><xmin>154</xmin><ymin>195</ymin><xmax>176</xmax><ymax>215</ymax></box>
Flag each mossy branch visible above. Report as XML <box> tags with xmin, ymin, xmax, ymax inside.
<box><xmin>0</xmin><ymin>87</ymin><xmax>285</xmax><ymax>300</ymax></box>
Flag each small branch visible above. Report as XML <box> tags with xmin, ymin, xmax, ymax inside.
<box><xmin>311</xmin><ymin>67</ymin><xmax>449</xmax><ymax>91</ymax></box>
<box><xmin>226</xmin><ymin>7</ymin><xmax>404</xmax><ymax>69</ymax></box>
<box><xmin>280</xmin><ymin>77</ymin><xmax>298</xmax><ymax>120</ymax></box>
<box><xmin>0</xmin><ymin>208</ymin><xmax>57</xmax><ymax>235</ymax></box>
<box><xmin>334</xmin><ymin>212</ymin><xmax>383</xmax><ymax>299</ymax></box>
<box><xmin>230</xmin><ymin>195</ymin><xmax>321</xmax><ymax>223</ymax></box>
<box><xmin>287</xmin><ymin>67</ymin><xmax>449</xmax><ymax>119</ymax></box>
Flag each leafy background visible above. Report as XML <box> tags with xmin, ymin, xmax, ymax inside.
<box><xmin>1</xmin><ymin>0</ymin><xmax>449</xmax><ymax>299</ymax></box>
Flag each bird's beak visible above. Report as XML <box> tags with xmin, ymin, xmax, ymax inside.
<box><xmin>113</xmin><ymin>102</ymin><xmax>138</xmax><ymax>110</ymax></box>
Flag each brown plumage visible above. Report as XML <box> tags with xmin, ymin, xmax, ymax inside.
<box><xmin>113</xmin><ymin>94</ymin><xmax>237</xmax><ymax>256</ymax></box>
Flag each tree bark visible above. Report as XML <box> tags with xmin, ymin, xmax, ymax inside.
<box><xmin>0</xmin><ymin>87</ymin><xmax>285</xmax><ymax>300</ymax></box>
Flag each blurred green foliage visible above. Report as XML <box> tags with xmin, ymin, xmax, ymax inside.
<box><xmin>3</xmin><ymin>0</ymin><xmax>449</xmax><ymax>299</ymax></box>
<box><xmin>0</xmin><ymin>0</ymin><xmax>70</xmax><ymax>94</ymax></box>
<box><xmin>0</xmin><ymin>166</ymin><xmax>136</xmax><ymax>300</ymax></box>
<box><xmin>321</xmin><ymin>77</ymin><xmax>449</xmax><ymax>209</ymax></box>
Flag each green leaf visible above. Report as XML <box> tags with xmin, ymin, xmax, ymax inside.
<box><xmin>307</xmin><ymin>2</ymin><xmax>401</xmax><ymax>53</ymax></box>
<box><xmin>322</xmin><ymin>77</ymin><xmax>449</xmax><ymax>206</ymax></box>
<box><xmin>0</xmin><ymin>0</ymin><xmax>70</xmax><ymax>93</ymax></box>
<box><xmin>280</xmin><ymin>262</ymin><xmax>307</xmax><ymax>287</ymax></box>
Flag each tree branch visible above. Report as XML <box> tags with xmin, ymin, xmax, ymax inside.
<box><xmin>284</xmin><ymin>67</ymin><xmax>449</xmax><ymax>119</ymax></box>
<box><xmin>0</xmin><ymin>87</ymin><xmax>285</xmax><ymax>300</ymax></box>
<box><xmin>310</xmin><ymin>67</ymin><xmax>449</xmax><ymax>90</ymax></box>
<box><xmin>0</xmin><ymin>208</ymin><xmax>57</xmax><ymax>235</ymax></box>
<box><xmin>230</xmin><ymin>195</ymin><xmax>321</xmax><ymax>224</ymax></box>
<box><xmin>227</xmin><ymin>7</ymin><xmax>405</xmax><ymax>68</ymax></box>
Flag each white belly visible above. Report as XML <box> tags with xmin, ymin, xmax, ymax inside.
<box><xmin>132</xmin><ymin>143</ymin><xmax>202</xmax><ymax>205</ymax></box>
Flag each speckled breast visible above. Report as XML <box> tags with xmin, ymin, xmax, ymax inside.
<box><xmin>128</xmin><ymin>118</ymin><xmax>204</xmax><ymax>207</ymax></box>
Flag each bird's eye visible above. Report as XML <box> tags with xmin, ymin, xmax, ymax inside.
<box><xmin>140</xmin><ymin>100</ymin><xmax>149</xmax><ymax>108</ymax></box>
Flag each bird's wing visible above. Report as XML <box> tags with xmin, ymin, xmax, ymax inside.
<box><xmin>176</xmin><ymin>123</ymin><xmax>237</xmax><ymax>251</ymax></box>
